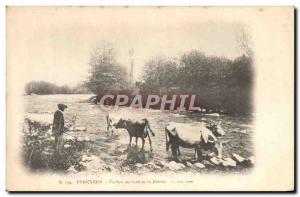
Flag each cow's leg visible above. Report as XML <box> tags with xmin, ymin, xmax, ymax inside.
<box><xmin>177</xmin><ymin>147</ymin><xmax>181</xmax><ymax>156</ymax></box>
<box><xmin>135</xmin><ymin>137</ymin><xmax>138</xmax><ymax>147</ymax></box>
<box><xmin>171</xmin><ymin>144</ymin><xmax>177</xmax><ymax>159</ymax></box>
<box><xmin>196</xmin><ymin>145</ymin><xmax>202</xmax><ymax>161</ymax></box>
<box><xmin>194</xmin><ymin>148</ymin><xmax>198</xmax><ymax>160</ymax></box>
<box><xmin>106</xmin><ymin>124</ymin><xmax>109</xmax><ymax>136</ymax></box>
<box><xmin>141</xmin><ymin>137</ymin><xmax>145</xmax><ymax>151</ymax></box>
<box><xmin>177</xmin><ymin>147</ymin><xmax>183</xmax><ymax>162</ymax></box>
<box><xmin>106</xmin><ymin>126</ymin><xmax>109</xmax><ymax>136</ymax></box>
<box><xmin>171</xmin><ymin>144</ymin><xmax>182</xmax><ymax>162</ymax></box>
<box><xmin>128</xmin><ymin>135</ymin><xmax>132</xmax><ymax>149</ymax></box>
<box><xmin>148</xmin><ymin>134</ymin><xmax>153</xmax><ymax>152</ymax></box>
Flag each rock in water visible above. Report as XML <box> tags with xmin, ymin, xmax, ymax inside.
<box><xmin>240</xmin><ymin>156</ymin><xmax>255</xmax><ymax>167</ymax></box>
<box><xmin>168</xmin><ymin>161</ymin><xmax>185</xmax><ymax>171</ymax></box>
<box><xmin>202</xmin><ymin>160</ymin><xmax>213</xmax><ymax>166</ymax></box>
<box><xmin>232</xmin><ymin>153</ymin><xmax>245</xmax><ymax>163</ymax></box>
<box><xmin>178</xmin><ymin>163</ymin><xmax>185</xmax><ymax>169</ymax></box>
<box><xmin>67</xmin><ymin>166</ymin><xmax>78</xmax><ymax>173</ymax></box>
<box><xmin>248</xmin><ymin>156</ymin><xmax>255</xmax><ymax>165</ymax></box>
<box><xmin>153</xmin><ymin>159</ymin><xmax>166</xmax><ymax>168</ymax></box>
<box><xmin>222</xmin><ymin>158</ymin><xmax>236</xmax><ymax>167</ymax></box>
<box><xmin>205</xmin><ymin>113</ymin><xmax>220</xmax><ymax>117</ymax></box>
<box><xmin>144</xmin><ymin>162</ymin><xmax>161</xmax><ymax>170</ymax></box>
<box><xmin>135</xmin><ymin>163</ymin><xmax>143</xmax><ymax>168</ymax></box>
<box><xmin>194</xmin><ymin>162</ymin><xmax>205</xmax><ymax>169</ymax></box>
<box><xmin>186</xmin><ymin>162</ymin><xmax>193</xmax><ymax>167</ymax></box>
<box><xmin>63</xmin><ymin>144</ymin><xmax>72</xmax><ymax>148</ymax></box>
<box><xmin>210</xmin><ymin>157</ymin><xmax>222</xmax><ymax>165</ymax></box>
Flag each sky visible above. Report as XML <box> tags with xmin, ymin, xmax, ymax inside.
<box><xmin>7</xmin><ymin>7</ymin><xmax>247</xmax><ymax>87</ymax></box>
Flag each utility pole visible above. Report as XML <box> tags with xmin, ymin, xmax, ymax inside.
<box><xmin>129</xmin><ymin>48</ymin><xmax>134</xmax><ymax>85</ymax></box>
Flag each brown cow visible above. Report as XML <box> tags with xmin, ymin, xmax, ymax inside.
<box><xmin>114</xmin><ymin>118</ymin><xmax>155</xmax><ymax>151</ymax></box>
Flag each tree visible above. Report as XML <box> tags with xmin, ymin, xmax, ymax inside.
<box><xmin>139</xmin><ymin>57</ymin><xmax>179</xmax><ymax>94</ymax></box>
<box><xmin>85</xmin><ymin>41</ymin><xmax>129</xmax><ymax>94</ymax></box>
<box><xmin>237</xmin><ymin>29</ymin><xmax>253</xmax><ymax>58</ymax></box>
<box><xmin>139</xmin><ymin>50</ymin><xmax>253</xmax><ymax>114</ymax></box>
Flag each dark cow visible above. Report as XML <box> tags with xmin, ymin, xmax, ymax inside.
<box><xmin>165</xmin><ymin>121</ymin><xmax>225</xmax><ymax>161</ymax></box>
<box><xmin>114</xmin><ymin>118</ymin><xmax>155</xmax><ymax>151</ymax></box>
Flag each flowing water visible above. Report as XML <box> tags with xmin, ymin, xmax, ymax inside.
<box><xmin>24</xmin><ymin>94</ymin><xmax>254</xmax><ymax>173</ymax></box>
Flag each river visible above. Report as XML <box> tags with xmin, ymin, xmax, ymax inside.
<box><xmin>24</xmin><ymin>94</ymin><xmax>254</xmax><ymax>173</ymax></box>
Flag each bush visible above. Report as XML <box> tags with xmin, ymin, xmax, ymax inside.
<box><xmin>22</xmin><ymin>119</ymin><xmax>88</xmax><ymax>172</ymax></box>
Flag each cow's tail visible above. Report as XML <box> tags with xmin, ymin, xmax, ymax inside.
<box><xmin>143</xmin><ymin>118</ymin><xmax>155</xmax><ymax>137</ymax></box>
<box><xmin>165</xmin><ymin>126</ymin><xmax>170</xmax><ymax>152</ymax></box>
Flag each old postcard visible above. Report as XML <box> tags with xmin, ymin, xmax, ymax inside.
<box><xmin>6</xmin><ymin>6</ymin><xmax>294</xmax><ymax>191</ymax></box>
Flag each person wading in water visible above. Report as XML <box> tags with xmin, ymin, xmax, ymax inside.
<box><xmin>52</xmin><ymin>104</ymin><xmax>68</xmax><ymax>154</ymax></box>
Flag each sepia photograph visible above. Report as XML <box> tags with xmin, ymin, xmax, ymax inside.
<box><xmin>6</xmin><ymin>6</ymin><xmax>294</xmax><ymax>192</ymax></box>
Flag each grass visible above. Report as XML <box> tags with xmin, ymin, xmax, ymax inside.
<box><xmin>22</xmin><ymin>119</ymin><xmax>88</xmax><ymax>173</ymax></box>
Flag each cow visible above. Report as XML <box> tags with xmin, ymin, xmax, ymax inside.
<box><xmin>165</xmin><ymin>121</ymin><xmax>225</xmax><ymax>161</ymax></box>
<box><xmin>114</xmin><ymin>118</ymin><xmax>155</xmax><ymax>151</ymax></box>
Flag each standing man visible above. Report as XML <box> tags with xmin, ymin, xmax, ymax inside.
<box><xmin>52</xmin><ymin>104</ymin><xmax>68</xmax><ymax>154</ymax></box>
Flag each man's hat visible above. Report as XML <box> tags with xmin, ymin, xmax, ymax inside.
<box><xmin>58</xmin><ymin>104</ymin><xmax>68</xmax><ymax>109</ymax></box>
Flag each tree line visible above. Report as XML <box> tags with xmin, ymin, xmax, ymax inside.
<box><xmin>25</xmin><ymin>41</ymin><xmax>253</xmax><ymax>114</ymax></box>
<box><xmin>85</xmin><ymin>43</ymin><xmax>253</xmax><ymax>114</ymax></box>
<box><xmin>138</xmin><ymin>51</ymin><xmax>252</xmax><ymax>114</ymax></box>
<box><xmin>24</xmin><ymin>81</ymin><xmax>90</xmax><ymax>95</ymax></box>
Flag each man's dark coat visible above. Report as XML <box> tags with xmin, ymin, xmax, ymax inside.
<box><xmin>52</xmin><ymin>110</ymin><xmax>65</xmax><ymax>136</ymax></box>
